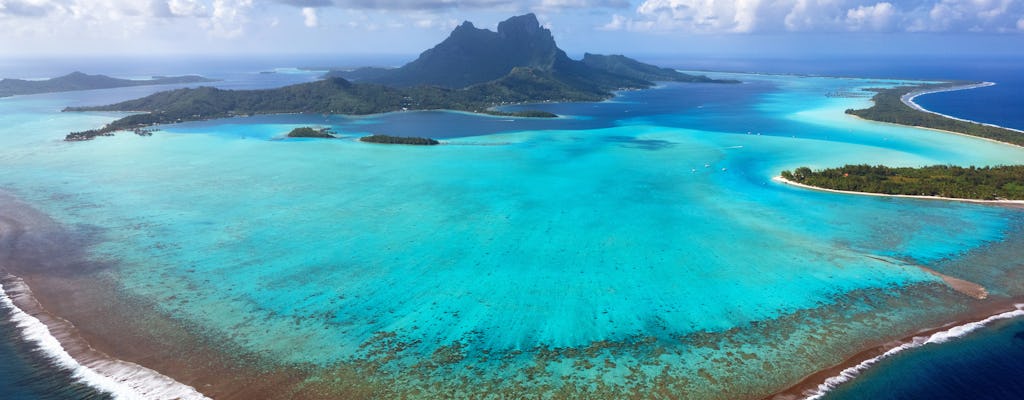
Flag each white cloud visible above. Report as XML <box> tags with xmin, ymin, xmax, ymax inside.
<box><xmin>301</xmin><ymin>6</ymin><xmax>317</xmax><ymax>27</ymax></box>
<box><xmin>903</xmin><ymin>0</ymin><xmax>1021</xmax><ymax>32</ymax></box>
<box><xmin>207</xmin><ymin>0</ymin><xmax>252</xmax><ymax>37</ymax></box>
<box><xmin>634</xmin><ymin>0</ymin><xmax>765</xmax><ymax>33</ymax></box>
<box><xmin>626</xmin><ymin>0</ymin><xmax>1024</xmax><ymax>33</ymax></box>
<box><xmin>845</xmin><ymin>2</ymin><xmax>895</xmax><ymax>31</ymax></box>
<box><xmin>167</xmin><ymin>0</ymin><xmax>208</xmax><ymax>17</ymax></box>
<box><xmin>404</xmin><ymin>14</ymin><xmax>461</xmax><ymax>30</ymax></box>
<box><xmin>783</xmin><ymin>0</ymin><xmax>844</xmax><ymax>31</ymax></box>
<box><xmin>1018</xmin><ymin>16</ymin><xmax>1024</xmax><ymax>30</ymax></box>
<box><xmin>0</xmin><ymin>0</ymin><xmax>63</xmax><ymax>17</ymax></box>
<box><xmin>538</xmin><ymin>0</ymin><xmax>630</xmax><ymax>9</ymax></box>
<box><xmin>601</xmin><ymin>13</ymin><xmax>627</xmax><ymax>30</ymax></box>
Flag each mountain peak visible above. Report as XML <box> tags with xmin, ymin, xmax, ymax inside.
<box><xmin>347</xmin><ymin>13</ymin><xmax>727</xmax><ymax>90</ymax></box>
<box><xmin>496</xmin><ymin>13</ymin><xmax>543</xmax><ymax>37</ymax></box>
<box><xmin>368</xmin><ymin>13</ymin><xmax>563</xmax><ymax>89</ymax></box>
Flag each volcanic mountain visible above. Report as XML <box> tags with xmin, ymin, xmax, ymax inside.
<box><xmin>64</xmin><ymin>14</ymin><xmax>735</xmax><ymax>141</ymax></box>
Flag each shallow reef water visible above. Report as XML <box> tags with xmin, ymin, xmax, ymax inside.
<box><xmin>1</xmin><ymin>69</ymin><xmax>1023</xmax><ymax>398</ymax></box>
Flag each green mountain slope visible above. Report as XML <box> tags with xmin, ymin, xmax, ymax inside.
<box><xmin>64</xmin><ymin>14</ymin><xmax>736</xmax><ymax>141</ymax></box>
<box><xmin>581</xmin><ymin>53</ymin><xmax>737</xmax><ymax>83</ymax></box>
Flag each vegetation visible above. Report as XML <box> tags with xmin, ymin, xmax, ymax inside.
<box><xmin>66</xmin><ymin>126</ymin><xmax>155</xmax><ymax>141</ymax></box>
<box><xmin>781</xmin><ymin>164</ymin><xmax>1024</xmax><ymax>200</ymax></box>
<box><xmin>359</xmin><ymin>135</ymin><xmax>439</xmax><ymax>145</ymax></box>
<box><xmin>321</xmin><ymin>67</ymin><xmax>393</xmax><ymax>82</ymax></box>
<box><xmin>483</xmin><ymin>109</ymin><xmax>558</xmax><ymax>118</ymax></box>
<box><xmin>61</xmin><ymin>73</ymin><xmax>591</xmax><ymax>141</ymax></box>
<box><xmin>581</xmin><ymin>53</ymin><xmax>739</xmax><ymax>84</ymax></box>
<box><xmin>846</xmin><ymin>83</ymin><xmax>1024</xmax><ymax>146</ymax></box>
<box><xmin>287</xmin><ymin>126</ymin><xmax>336</xmax><ymax>138</ymax></box>
<box><xmin>62</xmin><ymin>13</ymin><xmax>733</xmax><ymax>141</ymax></box>
<box><xmin>0</xmin><ymin>71</ymin><xmax>214</xmax><ymax>97</ymax></box>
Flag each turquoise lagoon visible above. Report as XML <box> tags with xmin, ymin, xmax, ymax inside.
<box><xmin>2</xmin><ymin>71</ymin><xmax>1024</xmax><ymax>398</ymax></box>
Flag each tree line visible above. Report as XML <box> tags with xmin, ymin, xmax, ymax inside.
<box><xmin>781</xmin><ymin>164</ymin><xmax>1024</xmax><ymax>200</ymax></box>
<box><xmin>846</xmin><ymin>83</ymin><xmax>1024</xmax><ymax>146</ymax></box>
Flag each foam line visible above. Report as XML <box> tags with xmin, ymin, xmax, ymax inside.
<box><xmin>804</xmin><ymin>305</ymin><xmax>1024</xmax><ymax>399</ymax></box>
<box><xmin>0</xmin><ymin>278</ymin><xmax>210</xmax><ymax>400</ymax></box>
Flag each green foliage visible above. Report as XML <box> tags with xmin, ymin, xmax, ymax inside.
<box><xmin>61</xmin><ymin>72</ymin><xmax>596</xmax><ymax>140</ymax></box>
<box><xmin>61</xmin><ymin>13</ymin><xmax>736</xmax><ymax>141</ymax></box>
<box><xmin>287</xmin><ymin>126</ymin><xmax>336</xmax><ymax>138</ymax></box>
<box><xmin>846</xmin><ymin>83</ymin><xmax>1024</xmax><ymax>146</ymax></box>
<box><xmin>359</xmin><ymin>135</ymin><xmax>439</xmax><ymax>145</ymax></box>
<box><xmin>581</xmin><ymin>53</ymin><xmax>738</xmax><ymax>84</ymax></box>
<box><xmin>483</xmin><ymin>110</ymin><xmax>559</xmax><ymax>118</ymax></box>
<box><xmin>783</xmin><ymin>164</ymin><xmax>1024</xmax><ymax>200</ymax></box>
<box><xmin>372</xmin><ymin>15</ymin><xmax>564</xmax><ymax>89</ymax></box>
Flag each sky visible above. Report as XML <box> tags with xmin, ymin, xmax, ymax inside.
<box><xmin>1</xmin><ymin>0</ymin><xmax>1022</xmax><ymax>59</ymax></box>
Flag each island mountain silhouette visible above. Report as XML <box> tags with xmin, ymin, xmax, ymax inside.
<box><xmin>64</xmin><ymin>14</ymin><xmax>734</xmax><ymax>141</ymax></box>
<box><xmin>331</xmin><ymin>13</ymin><xmax>722</xmax><ymax>89</ymax></box>
<box><xmin>0</xmin><ymin>72</ymin><xmax>214</xmax><ymax>98</ymax></box>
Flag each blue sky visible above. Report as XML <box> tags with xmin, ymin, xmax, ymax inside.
<box><xmin>1</xmin><ymin>0</ymin><xmax>1022</xmax><ymax>58</ymax></box>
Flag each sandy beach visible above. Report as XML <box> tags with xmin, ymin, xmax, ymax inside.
<box><xmin>899</xmin><ymin>81</ymin><xmax>1024</xmax><ymax>148</ymax></box>
<box><xmin>767</xmin><ymin>299</ymin><xmax>1024</xmax><ymax>400</ymax></box>
<box><xmin>1</xmin><ymin>72</ymin><xmax>1021</xmax><ymax>400</ymax></box>
<box><xmin>749</xmin><ymin>79</ymin><xmax>1021</xmax><ymax>399</ymax></box>
<box><xmin>0</xmin><ymin>193</ymin><xmax>311</xmax><ymax>400</ymax></box>
<box><xmin>901</xmin><ymin>81</ymin><xmax>1024</xmax><ymax>136</ymax></box>
<box><xmin>773</xmin><ymin>176</ymin><xmax>1024</xmax><ymax>206</ymax></box>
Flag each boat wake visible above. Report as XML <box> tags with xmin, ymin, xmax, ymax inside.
<box><xmin>804</xmin><ymin>304</ymin><xmax>1024</xmax><ymax>399</ymax></box>
<box><xmin>0</xmin><ymin>276</ymin><xmax>209</xmax><ymax>400</ymax></box>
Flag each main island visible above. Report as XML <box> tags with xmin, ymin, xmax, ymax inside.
<box><xmin>0</xmin><ymin>12</ymin><xmax>1022</xmax><ymax>400</ymax></box>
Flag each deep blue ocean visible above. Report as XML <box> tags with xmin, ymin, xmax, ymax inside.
<box><xmin>0</xmin><ymin>303</ymin><xmax>112</xmax><ymax>400</ymax></box>
<box><xmin>670</xmin><ymin>55</ymin><xmax>1024</xmax><ymax>131</ymax></box>
<box><xmin>685</xmin><ymin>56</ymin><xmax>1024</xmax><ymax>400</ymax></box>
<box><xmin>0</xmin><ymin>55</ymin><xmax>1022</xmax><ymax>399</ymax></box>
<box><xmin>826</xmin><ymin>316</ymin><xmax>1024</xmax><ymax>400</ymax></box>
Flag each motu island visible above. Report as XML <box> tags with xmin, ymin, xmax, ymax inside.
<box><xmin>62</xmin><ymin>14</ymin><xmax>735</xmax><ymax>141</ymax></box>
<box><xmin>846</xmin><ymin>82</ymin><xmax>1024</xmax><ymax>146</ymax></box>
<box><xmin>780</xmin><ymin>81</ymin><xmax>1024</xmax><ymax>201</ymax></box>
<box><xmin>3</xmin><ymin>9</ymin><xmax>1024</xmax><ymax>400</ymax></box>
<box><xmin>286</xmin><ymin>126</ymin><xmax>337</xmax><ymax>138</ymax></box>
<box><xmin>0</xmin><ymin>71</ymin><xmax>214</xmax><ymax>97</ymax></box>
<box><xmin>359</xmin><ymin>134</ymin><xmax>439</xmax><ymax>145</ymax></box>
<box><xmin>780</xmin><ymin>164</ymin><xmax>1024</xmax><ymax>201</ymax></box>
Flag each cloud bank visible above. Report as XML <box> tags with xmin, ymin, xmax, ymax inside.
<box><xmin>605</xmin><ymin>0</ymin><xmax>1024</xmax><ymax>33</ymax></box>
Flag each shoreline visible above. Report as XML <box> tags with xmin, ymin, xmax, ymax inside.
<box><xmin>767</xmin><ymin>299</ymin><xmax>1024</xmax><ymax>400</ymax></box>
<box><xmin>770</xmin><ymin>110</ymin><xmax>1024</xmax><ymax>398</ymax></box>
<box><xmin>773</xmin><ymin>176</ymin><xmax>1024</xmax><ymax>206</ymax></box>
<box><xmin>0</xmin><ymin>192</ymin><xmax>311</xmax><ymax>400</ymax></box>
<box><xmin>5</xmin><ymin>72</ymin><xmax>1024</xmax><ymax>400</ymax></box>
<box><xmin>0</xmin><ymin>273</ymin><xmax>210</xmax><ymax>400</ymax></box>
<box><xmin>846</xmin><ymin>113</ymin><xmax>1024</xmax><ymax>150</ymax></box>
<box><xmin>843</xmin><ymin>80</ymin><xmax>1024</xmax><ymax>150</ymax></box>
<box><xmin>902</xmin><ymin>81</ymin><xmax>1024</xmax><ymax>136</ymax></box>
<box><xmin>892</xmin><ymin>81</ymin><xmax>1024</xmax><ymax>149</ymax></box>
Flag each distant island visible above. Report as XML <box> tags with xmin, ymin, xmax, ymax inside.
<box><xmin>846</xmin><ymin>82</ymin><xmax>1024</xmax><ymax>147</ymax></box>
<box><xmin>0</xmin><ymin>71</ymin><xmax>215</xmax><ymax>98</ymax></box>
<box><xmin>360</xmin><ymin>134</ymin><xmax>439</xmax><ymax>145</ymax></box>
<box><xmin>62</xmin><ymin>13</ymin><xmax>736</xmax><ymax>141</ymax></box>
<box><xmin>776</xmin><ymin>81</ymin><xmax>1024</xmax><ymax>202</ymax></box>
<box><xmin>780</xmin><ymin>164</ymin><xmax>1024</xmax><ymax>201</ymax></box>
<box><xmin>287</xmin><ymin>127</ymin><xmax>336</xmax><ymax>138</ymax></box>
